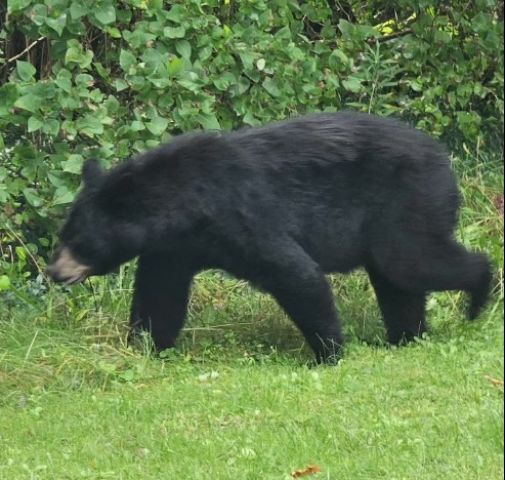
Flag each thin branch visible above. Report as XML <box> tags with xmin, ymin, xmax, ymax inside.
<box><xmin>367</xmin><ymin>28</ymin><xmax>413</xmax><ymax>44</ymax></box>
<box><xmin>4</xmin><ymin>36</ymin><xmax>45</xmax><ymax>65</ymax></box>
<box><xmin>2</xmin><ymin>222</ymin><xmax>46</xmax><ymax>279</ymax></box>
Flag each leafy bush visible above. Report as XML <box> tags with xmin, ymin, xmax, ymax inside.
<box><xmin>0</xmin><ymin>0</ymin><xmax>503</xmax><ymax>284</ymax></box>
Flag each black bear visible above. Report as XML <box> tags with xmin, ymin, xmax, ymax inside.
<box><xmin>46</xmin><ymin>112</ymin><xmax>492</xmax><ymax>362</ymax></box>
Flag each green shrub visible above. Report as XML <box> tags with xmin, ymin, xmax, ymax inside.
<box><xmin>0</xmin><ymin>0</ymin><xmax>503</xmax><ymax>283</ymax></box>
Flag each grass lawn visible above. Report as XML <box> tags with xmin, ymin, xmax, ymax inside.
<box><xmin>0</xmin><ymin>160</ymin><xmax>503</xmax><ymax>479</ymax></box>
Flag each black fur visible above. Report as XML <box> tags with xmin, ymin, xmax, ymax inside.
<box><xmin>47</xmin><ymin>112</ymin><xmax>492</xmax><ymax>362</ymax></box>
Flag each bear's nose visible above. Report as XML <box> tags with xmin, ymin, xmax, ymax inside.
<box><xmin>45</xmin><ymin>264</ymin><xmax>58</xmax><ymax>281</ymax></box>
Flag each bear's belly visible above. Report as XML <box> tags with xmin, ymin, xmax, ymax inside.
<box><xmin>296</xmin><ymin>207</ymin><xmax>366</xmax><ymax>273</ymax></box>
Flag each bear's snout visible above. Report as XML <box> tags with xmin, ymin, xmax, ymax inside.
<box><xmin>46</xmin><ymin>247</ymin><xmax>92</xmax><ymax>285</ymax></box>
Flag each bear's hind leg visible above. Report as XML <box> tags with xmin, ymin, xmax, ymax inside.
<box><xmin>367</xmin><ymin>266</ymin><xmax>427</xmax><ymax>344</ymax></box>
<box><xmin>130</xmin><ymin>254</ymin><xmax>194</xmax><ymax>352</ymax></box>
<box><xmin>372</xmin><ymin>238</ymin><xmax>492</xmax><ymax>321</ymax></box>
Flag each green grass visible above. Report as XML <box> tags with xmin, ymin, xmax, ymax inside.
<box><xmin>0</xmin><ymin>158</ymin><xmax>503</xmax><ymax>479</ymax></box>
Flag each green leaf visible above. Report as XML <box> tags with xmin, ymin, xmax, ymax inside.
<box><xmin>167</xmin><ymin>57</ymin><xmax>184</xmax><ymax>77</ymax></box>
<box><xmin>338</xmin><ymin>20</ymin><xmax>376</xmax><ymax>42</ymax></box>
<box><xmin>28</xmin><ymin>116</ymin><xmax>44</xmax><ymax>132</ymax></box>
<box><xmin>338</xmin><ymin>20</ymin><xmax>354</xmax><ymax>39</ymax></box>
<box><xmin>329</xmin><ymin>49</ymin><xmax>349</xmax><ymax>70</ymax></box>
<box><xmin>456</xmin><ymin>111</ymin><xmax>482</xmax><ymax>139</ymax></box>
<box><xmin>31</xmin><ymin>5</ymin><xmax>47</xmax><ymax>26</ymax></box>
<box><xmin>164</xmin><ymin>26</ymin><xmax>186</xmax><ymax>39</ymax></box>
<box><xmin>62</xmin><ymin>154</ymin><xmax>84</xmax><ymax>174</ymax></box>
<box><xmin>239</xmin><ymin>51</ymin><xmax>255</xmax><ymax>70</ymax></box>
<box><xmin>198</xmin><ymin>45</ymin><xmax>213</xmax><ymax>62</ymax></box>
<box><xmin>75</xmin><ymin>73</ymin><xmax>94</xmax><ymax>87</ymax></box>
<box><xmin>342</xmin><ymin>77</ymin><xmax>363</xmax><ymax>93</ymax></box>
<box><xmin>119</xmin><ymin>49</ymin><xmax>136</xmax><ymax>72</ymax></box>
<box><xmin>176</xmin><ymin>40</ymin><xmax>192</xmax><ymax>60</ymax></box>
<box><xmin>113</xmin><ymin>79</ymin><xmax>129</xmax><ymax>91</ymax></box>
<box><xmin>146</xmin><ymin>116</ymin><xmax>168</xmax><ymax>135</ymax></box>
<box><xmin>262</xmin><ymin>78</ymin><xmax>281</xmax><ymax>97</ymax></box>
<box><xmin>409</xmin><ymin>80</ymin><xmax>423</xmax><ymax>92</ymax></box>
<box><xmin>274</xmin><ymin>25</ymin><xmax>291</xmax><ymax>40</ymax></box>
<box><xmin>106</xmin><ymin>26</ymin><xmax>122</xmax><ymax>39</ymax></box>
<box><xmin>243</xmin><ymin>111</ymin><xmax>261</xmax><ymax>126</ymax></box>
<box><xmin>42</xmin><ymin>119</ymin><xmax>60</xmax><ymax>136</ymax></box>
<box><xmin>53</xmin><ymin>186</ymin><xmax>75</xmax><ymax>205</ymax></box>
<box><xmin>213</xmin><ymin>72</ymin><xmax>237</xmax><ymax>91</ymax></box>
<box><xmin>70</xmin><ymin>2</ymin><xmax>88</xmax><ymax>19</ymax></box>
<box><xmin>223</xmin><ymin>24</ymin><xmax>233</xmax><ymax>39</ymax></box>
<box><xmin>434</xmin><ymin>30</ymin><xmax>451</xmax><ymax>44</ymax></box>
<box><xmin>55</xmin><ymin>70</ymin><xmax>72</xmax><ymax>92</ymax></box>
<box><xmin>0</xmin><ymin>185</ymin><xmax>8</xmax><ymax>203</ymax></box>
<box><xmin>0</xmin><ymin>275</ymin><xmax>10</xmax><ymax>291</ymax></box>
<box><xmin>197</xmin><ymin>113</ymin><xmax>220</xmax><ymax>130</ymax></box>
<box><xmin>23</xmin><ymin>188</ymin><xmax>43</xmax><ymax>207</ymax></box>
<box><xmin>94</xmin><ymin>62</ymin><xmax>110</xmax><ymax>80</ymax></box>
<box><xmin>165</xmin><ymin>4</ymin><xmax>185</xmax><ymax>23</ymax></box>
<box><xmin>16</xmin><ymin>61</ymin><xmax>36</xmax><ymax>81</ymax></box>
<box><xmin>15</xmin><ymin>246</ymin><xmax>26</xmax><ymax>262</ymax></box>
<box><xmin>130</xmin><ymin>121</ymin><xmax>145</xmax><ymax>132</ymax></box>
<box><xmin>47</xmin><ymin>170</ymin><xmax>67</xmax><ymax>188</ymax></box>
<box><xmin>177</xmin><ymin>78</ymin><xmax>201</xmax><ymax>93</ymax></box>
<box><xmin>94</xmin><ymin>4</ymin><xmax>116</xmax><ymax>25</ymax></box>
<box><xmin>14</xmin><ymin>94</ymin><xmax>42</xmax><ymax>113</ymax></box>
<box><xmin>8</xmin><ymin>0</ymin><xmax>31</xmax><ymax>13</ymax></box>
<box><xmin>65</xmin><ymin>40</ymin><xmax>94</xmax><ymax>68</ymax></box>
<box><xmin>0</xmin><ymin>84</ymin><xmax>18</xmax><ymax>116</ymax></box>
<box><xmin>76</xmin><ymin>115</ymin><xmax>104</xmax><ymax>137</ymax></box>
<box><xmin>229</xmin><ymin>77</ymin><xmax>250</xmax><ymax>97</ymax></box>
<box><xmin>46</xmin><ymin>13</ymin><xmax>67</xmax><ymax>36</ymax></box>
<box><xmin>147</xmin><ymin>0</ymin><xmax>163</xmax><ymax>10</ymax></box>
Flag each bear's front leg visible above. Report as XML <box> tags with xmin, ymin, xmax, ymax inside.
<box><xmin>130</xmin><ymin>254</ymin><xmax>195</xmax><ymax>352</ymax></box>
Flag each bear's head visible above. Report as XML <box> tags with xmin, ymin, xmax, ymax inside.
<box><xmin>46</xmin><ymin>159</ymin><xmax>147</xmax><ymax>284</ymax></box>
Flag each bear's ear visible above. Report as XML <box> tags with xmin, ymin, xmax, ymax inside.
<box><xmin>82</xmin><ymin>159</ymin><xmax>103</xmax><ymax>186</ymax></box>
